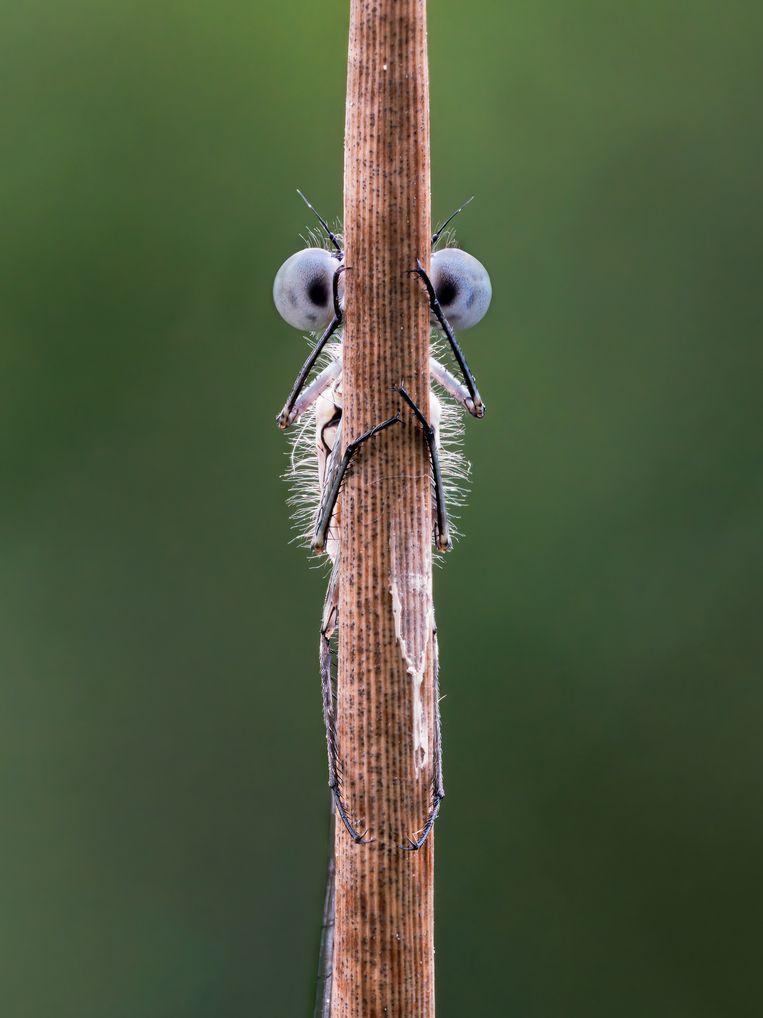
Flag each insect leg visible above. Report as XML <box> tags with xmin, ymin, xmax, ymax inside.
<box><xmin>313</xmin><ymin>414</ymin><xmax>401</xmax><ymax>554</ymax></box>
<box><xmin>320</xmin><ymin>560</ymin><xmax>371</xmax><ymax>845</ymax></box>
<box><xmin>412</xmin><ymin>260</ymin><xmax>485</xmax><ymax>418</ymax></box>
<box><xmin>396</xmin><ymin>386</ymin><xmax>452</xmax><ymax>552</ymax></box>
<box><xmin>403</xmin><ymin>623</ymin><xmax>445</xmax><ymax>851</ymax></box>
<box><xmin>314</xmin><ymin>796</ymin><xmax>335</xmax><ymax>1018</ymax></box>
<box><xmin>283</xmin><ymin>357</ymin><xmax>342</xmax><ymax>429</ymax></box>
<box><xmin>276</xmin><ymin>265</ymin><xmax>345</xmax><ymax>430</ymax></box>
<box><xmin>429</xmin><ymin>354</ymin><xmax>480</xmax><ymax>416</ymax></box>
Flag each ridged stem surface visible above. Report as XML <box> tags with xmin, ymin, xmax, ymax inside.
<box><xmin>333</xmin><ymin>0</ymin><xmax>434</xmax><ymax>1014</ymax></box>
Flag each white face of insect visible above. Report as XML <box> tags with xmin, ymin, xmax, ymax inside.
<box><xmin>273</xmin><ymin>247</ymin><xmax>339</xmax><ymax>332</ymax></box>
<box><xmin>430</xmin><ymin>248</ymin><xmax>492</xmax><ymax>331</ymax></box>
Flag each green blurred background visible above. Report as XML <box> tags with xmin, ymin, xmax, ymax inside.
<box><xmin>2</xmin><ymin>1</ymin><xmax>761</xmax><ymax>1015</ymax></box>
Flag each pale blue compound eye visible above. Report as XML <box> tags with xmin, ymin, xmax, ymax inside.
<box><xmin>430</xmin><ymin>248</ymin><xmax>492</xmax><ymax>330</ymax></box>
<box><xmin>273</xmin><ymin>248</ymin><xmax>338</xmax><ymax>332</ymax></box>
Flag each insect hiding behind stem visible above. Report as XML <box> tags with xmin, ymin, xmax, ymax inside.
<box><xmin>273</xmin><ymin>189</ymin><xmax>491</xmax><ymax>1013</ymax></box>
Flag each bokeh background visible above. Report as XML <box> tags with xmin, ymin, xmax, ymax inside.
<box><xmin>2</xmin><ymin>1</ymin><xmax>762</xmax><ymax>1015</ymax></box>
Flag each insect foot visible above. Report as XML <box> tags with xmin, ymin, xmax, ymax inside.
<box><xmin>467</xmin><ymin>396</ymin><xmax>487</xmax><ymax>420</ymax></box>
<box><xmin>332</xmin><ymin>787</ymin><xmax>373</xmax><ymax>845</ymax></box>
<box><xmin>401</xmin><ymin>792</ymin><xmax>443</xmax><ymax>852</ymax></box>
<box><xmin>275</xmin><ymin>408</ymin><xmax>292</xmax><ymax>430</ymax></box>
<box><xmin>437</xmin><ymin>531</ymin><xmax>453</xmax><ymax>554</ymax></box>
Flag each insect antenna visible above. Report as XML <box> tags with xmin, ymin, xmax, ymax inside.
<box><xmin>297</xmin><ymin>189</ymin><xmax>343</xmax><ymax>256</ymax></box>
<box><xmin>432</xmin><ymin>194</ymin><xmax>475</xmax><ymax>246</ymax></box>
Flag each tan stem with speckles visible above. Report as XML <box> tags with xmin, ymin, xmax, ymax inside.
<box><xmin>333</xmin><ymin>1</ymin><xmax>435</xmax><ymax>1015</ymax></box>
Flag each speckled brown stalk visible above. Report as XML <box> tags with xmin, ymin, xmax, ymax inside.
<box><xmin>332</xmin><ymin>1</ymin><xmax>435</xmax><ymax>1015</ymax></box>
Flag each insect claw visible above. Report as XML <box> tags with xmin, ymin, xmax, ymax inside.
<box><xmin>465</xmin><ymin>395</ymin><xmax>486</xmax><ymax>419</ymax></box>
<box><xmin>312</xmin><ymin>533</ymin><xmax>327</xmax><ymax>554</ymax></box>
<box><xmin>401</xmin><ymin>826</ymin><xmax>435</xmax><ymax>851</ymax></box>
<box><xmin>333</xmin><ymin>787</ymin><xmax>372</xmax><ymax>844</ymax></box>
<box><xmin>346</xmin><ymin>824</ymin><xmax>373</xmax><ymax>846</ymax></box>
<box><xmin>401</xmin><ymin>789</ymin><xmax>442</xmax><ymax>851</ymax></box>
<box><xmin>436</xmin><ymin>532</ymin><xmax>453</xmax><ymax>553</ymax></box>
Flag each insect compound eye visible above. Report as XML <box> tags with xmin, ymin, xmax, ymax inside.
<box><xmin>273</xmin><ymin>247</ymin><xmax>339</xmax><ymax>332</ymax></box>
<box><xmin>429</xmin><ymin>248</ymin><xmax>492</xmax><ymax>330</ymax></box>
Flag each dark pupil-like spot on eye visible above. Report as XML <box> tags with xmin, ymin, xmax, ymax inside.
<box><xmin>308</xmin><ymin>277</ymin><xmax>329</xmax><ymax>307</ymax></box>
<box><xmin>438</xmin><ymin>278</ymin><xmax>458</xmax><ymax>306</ymax></box>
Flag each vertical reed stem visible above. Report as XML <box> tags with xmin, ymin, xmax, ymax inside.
<box><xmin>333</xmin><ymin>1</ymin><xmax>435</xmax><ymax>1014</ymax></box>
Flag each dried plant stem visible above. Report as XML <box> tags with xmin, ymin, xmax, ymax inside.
<box><xmin>332</xmin><ymin>1</ymin><xmax>435</xmax><ymax>1015</ymax></box>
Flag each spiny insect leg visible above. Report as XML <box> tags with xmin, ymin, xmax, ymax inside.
<box><xmin>277</xmin><ymin>265</ymin><xmax>345</xmax><ymax>430</ymax></box>
<box><xmin>396</xmin><ymin>386</ymin><xmax>452</xmax><ymax>552</ymax></box>
<box><xmin>320</xmin><ymin>562</ymin><xmax>371</xmax><ymax>845</ymax></box>
<box><xmin>412</xmin><ymin>260</ymin><xmax>485</xmax><ymax>418</ymax></box>
<box><xmin>403</xmin><ymin>625</ymin><xmax>445</xmax><ymax>851</ymax></box>
<box><xmin>332</xmin><ymin>789</ymin><xmax>371</xmax><ymax>846</ymax></box>
<box><xmin>313</xmin><ymin>414</ymin><xmax>401</xmax><ymax>554</ymax></box>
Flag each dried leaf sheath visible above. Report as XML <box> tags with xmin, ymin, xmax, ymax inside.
<box><xmin>332</xmin><ymin>1</ymin><xmax>436</xmax><ymax>1015</ymax></box>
